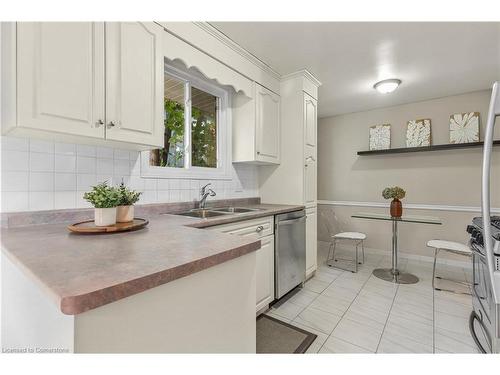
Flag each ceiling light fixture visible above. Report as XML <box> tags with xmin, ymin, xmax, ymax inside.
<box><xmin>373</xmin><ymin>79</ymin><xmax>402</xmax><ymax>94</ymax></box>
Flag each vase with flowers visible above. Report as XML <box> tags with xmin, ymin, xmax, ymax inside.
<box><xmin>382</xmin><ymin>186</ymin><xmax>406</xmax><ymax>218</ymax></box>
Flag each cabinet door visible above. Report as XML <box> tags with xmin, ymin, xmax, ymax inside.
<box><xmin>105</xmin><ymin>22</ymin><xmax>164</xmax><ymax>147</ymax></box>
<box><xmin>305</xmin><ymin>206</ymin><xmax>317</xmax><ymax>278</ymax></box>
<box><xmin>304</xmin><ymin>154</ymin><xmax>317</xmax><ymax>205</ymax></box>
<box><xmin>304</xmin><ymin>94</ymin><xmax>317</xmax><ymax>147</ymax></box>
<box><xmin>256</xmin><ymin>235</ymin><xmax>275</xmax><ymax>313</ymax></box>
<box><xmin>17</xmin><ymin>22</ymin><xmax>105</xmax><ymax>138</ymax></box>
<box><xmin>255</xmin><ymin>83</ymin><xmax>280</xmax><ymax>164</ymax></box>
<box><xmin>304</xmin><ymin>93</ymin><xmax>318</xmax><ymax>205</ymax></box>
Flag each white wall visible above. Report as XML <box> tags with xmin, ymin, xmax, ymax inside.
<box><xmin>318</xmin><ymin>90</ymin><xmax>500</xmax><ymax>257</ymax></box>
<box><xmin>0</xmin><ymin>135</ymin><xmax>259</xmax><ymax>212</ymax></box>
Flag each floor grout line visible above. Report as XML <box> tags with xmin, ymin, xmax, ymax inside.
<box><xmin>374</xmin><ymin>274</ymin><xmax>400</xmax><ymax>353</ymax></box>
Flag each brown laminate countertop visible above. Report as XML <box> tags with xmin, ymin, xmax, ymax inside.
<box><xmin>1</xmin><ymin>203</ymin><xmax>303</xmax><ymax>315</ymax></box>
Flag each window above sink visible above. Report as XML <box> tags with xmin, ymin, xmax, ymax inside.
<box><xmin>141</xmin><ymin>60</ymin><xmax>232</xmax><ymax>180</ymax></box>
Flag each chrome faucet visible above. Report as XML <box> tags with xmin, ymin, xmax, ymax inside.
<box><xmin>199</xmin><ymin>183</ymin><xmax>216</xmax><ymax>209</ymax></box>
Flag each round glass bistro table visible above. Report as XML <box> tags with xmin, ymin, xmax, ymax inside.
<box><xmin>351</xmin><ymin>212</ymin><xmax>442</xmax><ymax>284</ymax></box>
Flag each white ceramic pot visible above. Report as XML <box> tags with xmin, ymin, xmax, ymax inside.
<box><xmin>94</xmin><ymin>207</ymin><xmax>117</xmax><ymax>227</ymax></box>
<box><xmin>116</xmin><ymin>205</ymin><xmax>134</xmax><ymax>223</ymax></box>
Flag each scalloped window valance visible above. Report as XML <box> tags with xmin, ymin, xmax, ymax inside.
<box><xmin>162</xmin><ymin>29</ymin><xmax>253</xmax><ymax>98</ymax></box>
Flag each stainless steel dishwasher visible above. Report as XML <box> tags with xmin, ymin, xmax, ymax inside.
<box><xmin>275</xmin><ymin>210</ymin><xmax>306</xmax><ymax>299</ymax></box>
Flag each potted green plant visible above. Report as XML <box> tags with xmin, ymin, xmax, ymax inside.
<box><xmin>83</xmin><ymin>182</ymin><xmax>121</xmax><ymax>226</ymax></box>
<box><xmin>116</xmin><ymin>182</ymin><xmax>142</xmax><ymax>223</ymax></box>
<box><xmin>382</xmin><ymin>186</ymin><xmax>406</xmax><ymax>218</ymax></box>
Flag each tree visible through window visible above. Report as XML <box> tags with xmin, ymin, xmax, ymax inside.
<box><xmin>150</xmin><ymin>71</ymin><xmax>217</xmax><ymax>169</ymax></box>
<box><xmin>191</xmin><ymin>86</ymin><xmax>217</xmax><ymax>168</ymax></box>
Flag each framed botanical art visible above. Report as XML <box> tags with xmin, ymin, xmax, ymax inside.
<box><xmin>449</xmin><ymin>112</ymin><xmax>480</xmax><ymax>144</ymax></box>
<box><xmin>406</xmin><ymin>119</ymin><xmax>431</xmax><ymax>147</ymax></box>
<box><xmin>369</xmin><ymin>124</ymin><xmax>391</xmax><ymax>150</ymax></box>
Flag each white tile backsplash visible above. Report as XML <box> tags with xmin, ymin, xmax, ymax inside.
<box><xmin>76</xmin><ymin>156</ymin><xmax>96</xmax><ymax>174</ymax></box>
<box><xmin>30</xmin><ymin>139</ymin><xmax>54</xmax><ymax>154</ymax></box>
<box><xmin>29</xmin><ymin>172</ymin><xmax>54</xmax><ymax>191</ymax></box>
<box><xmin>30</xmin><ymin>153</ymin><xmax>54</xmax><ymax>172</ymax></box>
<box><xmin>76</xmin><ymin>174</ymin><xmax>97</xmax><ymax>191</ymax></box>
<box><xmin>1</xmin><ymin>135</ymin><xmax>259</xmax><ymax>212</ymax></box>
<box><xmin>1</xmin><ymin>191</ymin><xmax>29</xmax><ymax>212</ymax></box>
<box><xmin>55</xmin><ymin>155</ymin><xmax>76</xmax><ymax>173</ymax></box>
<box><xmin>54</xmin><ymin>142</ymin><xmax>76</xmax><ymax>155</ymax></box>
<box><xmin>29</xmin><ymin>192</ymin><xmax>54</xmax><ymax>211</ymax></box>
<box><xmin>55</xmin><ymin>173</ymin><xmax>77</xmax><ymax>191</ymax></box>
<box><xmin>76</xmin><ymin>144</ymin><xmax>96</xmax><ymax>157</ymax></box>
<box><xmin>54</xmin><ymin>191</ymin><xmax>77</xmax><ymax>209</ymax></box>
<box><xmin>2</xmin><ymin>171</ymin><xmax>29</xmax><ymax>192</ymax></box>
<box><xmin>2</xmin><ymin>137</ymin><xmax>29</xmax><ymax>152</ymax></box>
<box><xmin>96</xmin><ymin>158</ymin><xmax>113</xmax><ymax>175</ymax></box>
<box><xmin>114</xmin><ymin>149</ymin><xmax>130</xmax><ymax>160</ymax></box>
<box><xmin>2</xmin><ymin>150</ymin><xmax>29</xmax><ymax>171</ymax></box>
<box><xmin>96</xmin><ymin>146</ymin><xmax>113</xmax><ymax>159</ymax></box>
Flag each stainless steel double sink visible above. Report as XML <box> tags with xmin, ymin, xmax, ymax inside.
<box><xmin>174</xmin><ymin>207</ymin><xmax>263</xmax><ymax>219</ymax></box>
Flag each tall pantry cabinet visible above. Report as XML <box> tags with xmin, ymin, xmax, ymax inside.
<box><xmin>259</xmin><ymin>70</ymin><xmax>321</xmax><ymax>279</ymax></box>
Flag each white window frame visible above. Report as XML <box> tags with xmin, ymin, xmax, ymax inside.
<box><xmin>141</xmin><ymin>63</ymin><xmax>232</xmax><ymax>180</ymax></box>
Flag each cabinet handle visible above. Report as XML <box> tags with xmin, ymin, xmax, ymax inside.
<box><xmin>95</xmin><ymin>119</ymin><xmax>104</xmax><ymax>128</ymax></box>
<box><xmin>107</xmin><ymin>121</ymin><xmax>116</xmax><ymax>129</ymax></box>
<box><xmin>255</xmin><ymin>225</ymin><xmax>264</xmax><ymax>233</ymax></box>
<box><xmin>257</xmin><ymin>151</ymin><xmax>260</xmax><ymax>155</ymax></box>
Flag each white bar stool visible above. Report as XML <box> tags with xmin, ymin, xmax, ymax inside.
<box><xmin>426</xmin><ymin>239</ymin><xmax>472</xmax><ymax>295</ymax></box>
<box><xmin>321</xmin><ymin>211</ymin><xmax>366</xmax><ymax>273</ymax></box>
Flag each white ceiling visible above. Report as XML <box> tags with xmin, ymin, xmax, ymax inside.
<box><xmin>210</xmin><ymin>22</ymin><xmax>500</xmax><ymax>118</ymax></box>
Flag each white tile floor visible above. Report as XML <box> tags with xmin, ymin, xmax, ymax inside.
<box><xmin>266</xmin><ymin>243</ymin><xmax>478</xmax><ymax>353</ymax></box>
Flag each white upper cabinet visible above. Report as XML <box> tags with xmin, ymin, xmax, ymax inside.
<box><xmin>4</xmin><ymin>22</ymin><xmax>163</xmax><ymax>149</ymax></box>
<box><xmin>255</xmin><ymin>84</ymin><xmax>280</xmax><ymax>164</ymax></box>
<box><xmin>105</xmin><ymin>22</ymin><xmax>163</xmax><ymax>147</ymax></box>
<box><xmin>304</xmin><ymin>93</ymin><xmax>317</xmax><ymax>148</ymax></box>
<box><xmin>16</xmin><ymin>22</ymin><xmax>105</xmax><ymax>139</ymax></box>
<box><xmin>233</xmin><ymin>82</ymin><xmax>281</xmax><ymax>165</ymax></box>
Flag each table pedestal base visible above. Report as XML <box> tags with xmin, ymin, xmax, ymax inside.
<box><xmin>372</xmin><ymin>268</ymin><xmax>419</xmax><ymax>284</ymax></box>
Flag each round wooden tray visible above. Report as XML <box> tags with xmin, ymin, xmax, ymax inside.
<box><xmin>67</xmin><ymin>218</ymin><xmax>149</xmax><ymax>234</ymax></box>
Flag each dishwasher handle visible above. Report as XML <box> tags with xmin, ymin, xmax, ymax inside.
<box><xmin>277</xmin><ymin>216</ymin><xmax>306</xmax><ymax>226</ymax></box>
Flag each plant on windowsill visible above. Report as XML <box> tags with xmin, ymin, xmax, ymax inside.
<box><xmin>83</xmin><ymin>182</ymin><xmax>121</xmax><ymax>226</ymax></box>
<box><xmin>116</xmin><ymin>182</ymin><xmax>142</xmax><ymax>223</ymax></box>
<box><xmin>382</xmin><ymin>186</ymin><xmax>406</xmax><ymax>218</ymax></box>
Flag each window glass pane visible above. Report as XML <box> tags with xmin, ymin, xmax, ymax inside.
<box><xmin>150</xmin><ymin>73</ymin><xmax>185</xmax><ymax>168</ymax></box>
<box><xmin>191</xmin><ymin>86</ymin><xmax>217</xmax><ymax>168</ymax></box>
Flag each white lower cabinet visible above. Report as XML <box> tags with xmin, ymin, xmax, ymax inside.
<box><xmin>306</xmin><ymin>206</ymin><xmax>317</xmax><ymax>279</ymax></box>
<box><xmin>208</xmin><ymin>216</ymin><xmax>275</xmax><ymax>314</ymax></box>
<box><xmin>255</xmin><ymin>235</ymin><xmax>275</xmax><ymax>313</ymax></box>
